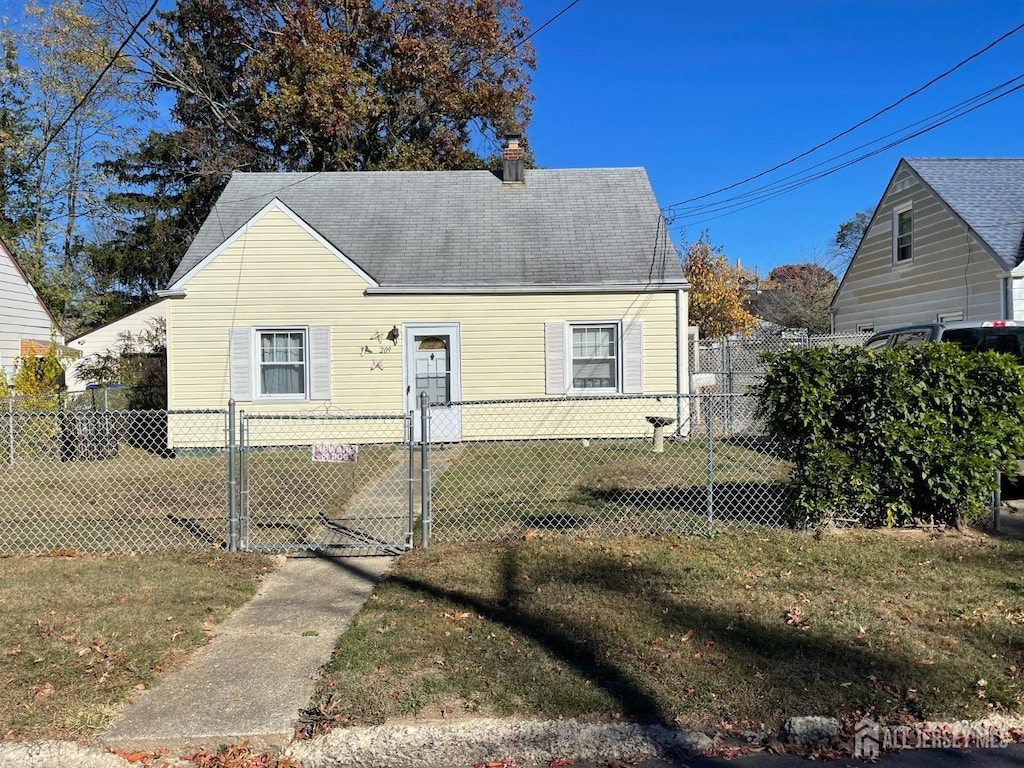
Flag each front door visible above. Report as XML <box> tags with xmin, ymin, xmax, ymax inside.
<box><xmin>405</xmin><ymin>324</ymin><xmax>461</xmax><ymax>442</ymax></box>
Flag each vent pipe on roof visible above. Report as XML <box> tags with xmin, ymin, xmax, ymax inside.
<box><xmin>502</xmin><ymin>134</ymin><xmax>525</xmax><ymax>185</ymax></box>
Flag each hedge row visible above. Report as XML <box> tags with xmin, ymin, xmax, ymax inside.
<box><xmin>755</xmin><ymin>344</ymin><xmax>1024</xmax><ymax>528</ymax></box>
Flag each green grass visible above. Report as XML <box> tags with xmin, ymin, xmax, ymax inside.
<box><xmin>0</xmin><ymin>551</ymin><xmax>271</xmax><ymax>739</ymax></box>
<box><xmin>432</xmin><ymin>439</ymin><xmax>790</xmax><ymax>540</ymax></box>
<box><xmin>302</xmin><ymin>530</ymin><xmax>1024</xmax><ymax>735</ymax></box>
<box><xmin>0</xmin><ymin>444</ymin><xmax>400</xmax><ymax>553</ymax></box>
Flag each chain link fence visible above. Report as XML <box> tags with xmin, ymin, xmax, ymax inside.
<box><xmin>238</xmin><ymin>412</ymin><xmax>413</xmax><ymax>553</ymax></box>
<box><xmin>0</xmin><ymin>403</ymin><xmax>230</xmax><ymax>553</ymax></box>
<box><xmin>429</xmin><ymin>394</ymin><xmax>789</xmax><ymax>542</ymax></box>
<box><xmin>692</xmin><ymin>330</ymin><xmax>870</xmax><ymax>393</ymax></box>
<box><xmin>0</xmin><ymin>392</ymin><xmax>791</xmax><ymax>554</ymax></box>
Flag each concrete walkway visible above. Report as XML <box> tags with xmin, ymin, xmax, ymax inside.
<box><xmin>101</xmin><ymin>554</ymin><xmax>392</xmax><ymax>754</ymax></box>
<box><xmin>100</xmin><ymin>443</ymin><xmax>464</xmax><ymax>754</ymax></box>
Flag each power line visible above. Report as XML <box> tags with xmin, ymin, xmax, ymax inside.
<box><xmin>27</xmin><ymin>0</ymin><xmax>159</xmax><ymax>171</ymax></box>
<box><xmin>671</xmin><ymin>73</ymin><xmax>1024</xmax><ymax>220</ymax></box>
<box><xmin>663</xmin><ymin>19</ymin><xmax>1024</xmax><ymax>215</ymax></box>
<box><xmin>520</xmin><ymin>0</ymin><xmax>584</xmax><ymax>48</ymax></box>
<box><xmin>675</xmin><ymin>80</ymin><xmax>1024</xmax><ymax>230</ymax></box>
<box><xmin>223</xmin><ymin>0</ymin><xmax>586</xmax><ymax>208</ymax></box>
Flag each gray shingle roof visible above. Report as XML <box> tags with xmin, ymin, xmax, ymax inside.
<box><xmin>169</xmin><ymin>168</ymin><xmax>684</xmax><ymax>289</ymax></box>
<box><xmin>906</xmin><ymin>158</ymin><xmax>1024</xmax><ymax>268</ymax></box>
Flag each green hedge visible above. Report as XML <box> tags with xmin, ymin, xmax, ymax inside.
<box><xmin>754</xmin><ymin>343</ymin><xmax>1024</xmax><ymax>528</ymax></box>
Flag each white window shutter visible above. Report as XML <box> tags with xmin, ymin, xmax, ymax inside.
<box><xmin>622</xmin><ymin>320</ymin><xmax>644</xmax><ymax>394</ymax></box>
<box><xmin>229</xmin><ymin>328</ymin><xmax>252</xmax><ymax>401</ymax></box>
<box><xmin>309</xmin><ymin>326</ymin><xmax>331</xmax><ymax>400</ymax></box>
<box><xmin>544</xmin><ymin>322</ymin><xmax>566</xmax><ymax>395</ymax></box>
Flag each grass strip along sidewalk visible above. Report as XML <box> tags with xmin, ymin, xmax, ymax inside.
<box><xmin>2</xmin><ymin>529</ymin><xmax>1022</xmax><ymax>750</ymax></box>
<box><xmin>302</xmin><ymin>530</ymin><xmax>1024</xmax><ymax>735</ymax></box>
<box><xmin>0</xmin><ymin>551</ymin><xmax>271</xmax><ymax>739</ymax></box>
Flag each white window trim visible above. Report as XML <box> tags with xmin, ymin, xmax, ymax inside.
<box><xmin>253</xmin><ymin>326</ymin><xmax>310</xmax><ymax>401</ymax></box>
<box><xmin>856</xmin><ymin>323</ymin><xmax>875</xmax><ymax>333</ymax></box>
<box><xmin>566</xmin><ymin>320</ymin><xmax>622</xmax><ymax>395</ymax></box>
<box><xmin>937</xmin><ymin>310</ymin><xmax>964</xmax><ymax>323</ymax></box>
<box><xmin>892</xmin><ymin>202</ymin><xmax>913</xmax><ymax>266</ymax></box>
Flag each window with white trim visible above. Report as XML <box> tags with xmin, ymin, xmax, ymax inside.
<box><xmin>570</xmin><ymin>323</ymin><xmax>619</xmax><ymax>392</ymax></box>
<box><xmin>229</xmin><ymin>326</ymin><xmax>330</xmax><ymax>402</ymax></box>
<box><xmin>544</xmin><ymin>320</ymin><xmax>642</xmax><ymax>396</ymax></box>
<box><xmin>893</xmin><ymin>204</ymin><xmax>913</xmax><ymax>264</ymax></box>
<box><xmin>257</xmin><ymin>329</ymin><xmax>307</xmax><ymax>398</ymax></box>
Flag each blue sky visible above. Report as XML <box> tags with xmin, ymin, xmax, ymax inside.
<box><xmin>519</xmin><ymin>1</ymin><xmax>1024</xmax><ymax>277</ymax></box>
<box><xmin>6</xmin><ymin>0</ymin><xmax>1023</xmax><ymax>278</ymax></box>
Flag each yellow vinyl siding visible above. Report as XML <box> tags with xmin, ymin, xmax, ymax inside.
<box><xmin>167</xmin><ymin>209</ymin><xmax>686</xmax><ymax>445</ymax></box>
<box><xmin>832</xmin><ymin>164</ymin><xmax>1005</xmax><ymax>332</ymax></box>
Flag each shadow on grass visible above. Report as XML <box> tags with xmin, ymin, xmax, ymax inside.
<box><xmin>579</xmin><ymin>481</ymin><xmax>788</xmax><ymax>526</ymax></box>
<box><xmin>370</xmin><ymin>546</ymin><xmax>939</xmax><ymax>726</ymax></box>
<box><xmin>721</xmin><ymin>435</ymin><xmax>787</xmax><ymax>461</ymax></box>
<box><xmin>165</xmin><ymin>514</ymin><xmax>223</xmax><ymax>547</ymax></box>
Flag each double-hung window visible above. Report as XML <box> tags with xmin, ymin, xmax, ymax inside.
<box><xmin>257</xmin><ymin>329</ymin><xmax>307</xmax><ymax>398</ymax></box>
<box><xmin>893</xmin><ymin>204</ymin><xmax>913</xmax><ymax>265</ymax></box>
<box><xmin>570</xmin><ymin>323</ymin><xmax>619</xmax><ymax>392</ymax></box>
<box><xmin>544</xmin><ymin>319</ymin><xmax>641</xmax><ymax>396</ymax></box>
<box><xmin>229</xmin><ymin>325</ymin><xmax>330</xmax><ymax>402</ymax></box>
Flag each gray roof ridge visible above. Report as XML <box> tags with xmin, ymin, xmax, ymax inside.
<box><xmin>906</xmin><ymin>156</ymin><xmax>1024</xmax><ymax>162</ymax></box>
<box><xmin>226</xmin><ymin>167</ymin><xmax>650</xmax><ymax>176</ymax></box>
<box><xmin>169</xmin><ymin>165</ymin><xmax>682</xmax><ymax>289</ymax></box>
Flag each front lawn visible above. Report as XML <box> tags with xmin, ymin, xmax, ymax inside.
<box><xmin>432</xmin><ymin>439</ymin><xmax>790</xmax><ymax>540</ymax></box>
<box><xmin>0</xmin><ymin>551</ymin><xmax>271</xmax><ymax>739</ymax></box>
<box><xmin>303</xmin><ymin>530</ymin><xmax>1024</xmax><ymax>735</ymax></box>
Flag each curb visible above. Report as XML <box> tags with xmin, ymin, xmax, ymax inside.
<box><xmin>283</xmin><ymin>718</ymin><xmax>718</xmax><ymax>767</ymax></box>
<box><xmin>3</xmin><ymin>714</ymin><xmax>1023</xmax><ymax>767</ymax></box>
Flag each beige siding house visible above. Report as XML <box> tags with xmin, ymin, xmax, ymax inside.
<box><xmin>0</xmin><ymin>237</ymin><xmax>64</xmax><ymax>384</ymax></box>
<box><xmin>65</xmin><ymin>299</ymin><xmax>166</xmax><ymax>391</ymax></box>
<box><xmin>831</xmin><ymin>158</ymin><xmax>1024</xmax><ymax>333</ymax></box>
<box><xmin>161</xmin><ymin>149</ymin><xmax>689</xmax><ymax>445</ymax></box>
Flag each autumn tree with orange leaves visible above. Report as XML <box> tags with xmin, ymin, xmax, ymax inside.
<box><xmin>683</xmin><ymin>234</ymin><xmax>758</xmax><ymax>339</ymax></box>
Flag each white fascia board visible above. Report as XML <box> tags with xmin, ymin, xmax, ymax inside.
<box><xmin>365</xmin><ymin>282</ymin><xmax>691</xmax><ymax>295</ymax></box>
<box><xmin>168</xmin><ymin>198</ymin><xmax>379</xmax><ymax>290</ymax></box>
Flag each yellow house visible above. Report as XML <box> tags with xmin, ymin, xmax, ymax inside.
<box><xmin>160</xmin><ymin>142</ymin><xmax>690</xmax><ymax>445</ymax></box>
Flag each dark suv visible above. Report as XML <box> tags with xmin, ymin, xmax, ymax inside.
<box><xmin>864</xmin><ymin>320</ymin><xmax>1024</xmax><ymax>362</ymax></box>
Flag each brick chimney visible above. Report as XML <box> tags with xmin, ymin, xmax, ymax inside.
<box><xmin>502</xmin><ymin>134</ymin><xmax>525</xmax><ymax>185</ymax></box>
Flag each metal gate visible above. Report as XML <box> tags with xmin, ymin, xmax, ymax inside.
<box><xmin>236</xmin><ymin>411</ymin><xmax>418</xmax><ymax>553</ymax></box>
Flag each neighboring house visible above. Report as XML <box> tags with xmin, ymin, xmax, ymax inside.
<box><xmin>160</xmin><ymin>141</ymin><xmax>690</xmax><ymax>444</ymax></box>
<box><xmin>64</xmin><ymin>299</ymin><xmax>167</xmax><ymax>391</ymax></box>
<box><xmin>831</xmin><ymin>158</ymin><xmax>1024</xmax><ymax>333</ymax></box>
<box><xmin>0</xmin><ymin>236</ymin><xmax>65</xmax><ymax>384</ymax></box>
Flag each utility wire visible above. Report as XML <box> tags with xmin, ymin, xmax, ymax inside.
<box><xmin>672</xmin><ymin>73</ymin><xmax>1024</xmax><ymax>220</ymax></box>
<box><xmin>223</xmin><ymin>0</ymin><xmax>585</xmax><ymax>208</ymax></box>
<box><xmin>676</xmin><ymin>80</ymin><xmax>1024</xmax><ymax>229</ymax></box>
<box><xmin>520</xmin><ymin>0</ymin><xmax>583</xmax><ymax>48</ymax></box>
<box><xmin>663</xmin><ymin>19</ymin><xmax>1024</xmax><ymax>214</ymax></box>
<box><xmin>27</xmin><ymin>0</ymin><xmax>159</xmax><ymax>171</ymax></box>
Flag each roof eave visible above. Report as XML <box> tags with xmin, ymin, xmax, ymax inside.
<box><xmin>365</xmin><ymin>282</ymin><xmax>690</xmax><ymax>295</ymax></box>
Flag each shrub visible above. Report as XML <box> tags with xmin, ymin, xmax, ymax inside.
<box><xmin>755</xmin><ymin>343</ymin><xmax>1024</xmax><ymax>528</ymax></box>
<box><xmin>1</xmin><ymin>340</ymin><xmax>66</xmax><ymax>461</ymax></box>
